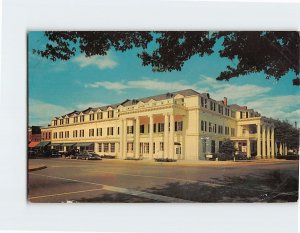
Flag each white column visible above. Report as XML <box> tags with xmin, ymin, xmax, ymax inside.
<box><xmin>257</xmin><ymin>123</ymin><xmax>261</xmax><ymax>159</ymax></box>
<box><xmin>123</xmin><ymin>119</ymin><xmax>127</xmax><ymax>159</ymax></box>
<box><xmin>164</xmin><ymin>114</ymin><xmax>169</xmax><ymax>158</ymax></box>
<box><xmin>247</xmin><ymin>139</ymin><xmax>251</xmax><ymax>158</ymax></box>
<box><xmin>169</xmin><ymin>113</ymin><xmax>175</xmax><ymax>160</ymax></box>
<box><xmin>279</xmin><ymin>143</ymin><xmax>283</xmax><ymax>155</ymax></box>
<box><xmin>262</xmin><ymin>125</ymin><xmax>266</xmax><ymax>159</ymax></box>
<box><xmin>271</xmin><ymin>127</ymin><xmax>275</xmax><ymax>158</ymax></box>
<box><xmin>267</xmin><ymin>126</ymin><xmax>270</xmax><ymax>159</ymax></box>
<box><xmin>149</xmin><ymin>115</ymin><xmax>154</xmax><ymax>159</ymax></box>
<box><xmin>135</xmin><ymin>117</ymin><xmax>140</xmax><ymax>158</ymax></box>
<box><xmin>120</xmin><ymin>119</ymin><xmax>124</xmax><ymax>158</ymax></box>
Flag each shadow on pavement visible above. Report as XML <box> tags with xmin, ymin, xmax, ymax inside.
<box><xmin>76</xmin><ymin>171</ymin><xmax>298</xmax><ymax>203</ymax></box>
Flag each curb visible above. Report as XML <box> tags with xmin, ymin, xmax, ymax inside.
<box><xmin>28</xmin><ymin>165</ymin><xmax>47</xmax><ymax>172</ymax></box>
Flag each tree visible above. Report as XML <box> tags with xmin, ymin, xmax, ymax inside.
<box><xmin>274</xmin><ymin>119</ymin><xmax>299</xmax><ymax>150</ymax></box>
<box><xmin>33</xmin><ymin>31</ymin><xmax>299</xmax><ymax>85</ymax></box>
<box><xmin>219</xmin><ymin>140</ymin><xmax>235</xmax><ymax>156</ymax></box>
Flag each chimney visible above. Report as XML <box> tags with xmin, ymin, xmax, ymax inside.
<box><xmin>223</xmin><ymin>97</ymin><xmax>228</xmax><ymax>106</ymax></box>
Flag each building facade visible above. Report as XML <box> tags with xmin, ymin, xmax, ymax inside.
<box><xmin>44</xmin><ymin>89</ymin><xmax>280</xmax><ymax>160</ymax></box>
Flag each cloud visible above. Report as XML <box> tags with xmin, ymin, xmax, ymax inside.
<box><xmin>73</xmin><ymin>54</ymin><xmax>118</xmax><ymax>70</ymax></box>
<box><xmin>85</xmin><ymin>78</ymin><xmax>196</xmax><ymax>92</ymax></box>
<box><xmin>198</xmin><ymin>75</ymin><xmax>272</xmax><ymax>101</ymax></box>
<box><xmin>242</xmin><ymin>95</ymin><xmax>300</xmax><ymax>123</ymax></box>
<box><xmin>29</xmin><ymin>98</ymin><xmax>72</xmax><ymax>126</ymax></box>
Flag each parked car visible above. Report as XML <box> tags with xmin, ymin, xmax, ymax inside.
<box><xmin>76</xmin><ymin>151</ymin><xmax>102</xmax><ymax>160</ymax></box>
<box><xmin>234</xmin><ymin>151</ymin><xmax>248</xmax><ymax>160</ymax></box>
<box><xmin>28</xmin><ymin>149</ymin><xmax>38</xmax><ymax>158</ymax></box>
<box><xmin>64</xmin><ymin>149</ymin><xmax>80</xmax><ymax>159</ymax></box>
<box><xmin>43</xmin><ymin>149</ymin><xmax>60</xmax><ymax>158</ymax></box>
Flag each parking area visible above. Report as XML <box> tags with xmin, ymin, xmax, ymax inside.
<box><xmin>28</xmin><ymin>158</ymin><xmax>299</xmax><ymax>203</ymax></box>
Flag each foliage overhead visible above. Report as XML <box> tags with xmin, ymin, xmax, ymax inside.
<box><xmin>33</xmin><ymin>31</ymin><xmax>299</xmax><ymax>85</ymax></box>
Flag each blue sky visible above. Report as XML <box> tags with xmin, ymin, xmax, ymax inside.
<box><xmin>28</xmin><ymin>32</ymin><xmax>299</xmax><ymax>126</ymax></box>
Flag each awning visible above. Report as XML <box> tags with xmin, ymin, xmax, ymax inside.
<box><xmin>76</xmin><ymin>142</ymin><xmax>94</xmax><ymax>147</ymax></box>
<box><xmin>37</xmin><ymin>141</ymin><xmax>51</xmax><ymax>147</ymax></box>
<box><xmin>28</xmin><ymin>141</ymin><xmax>40</xmax><ymax>148</ymax></box>
<box><xmin>50</xmin><ymin>143</ymin><xmax>62</xmax><ymax>146</ymax></box>
<box><xmin>62</xmin><ymin>143</ymin><xmax>76</xmax><ymax>147</ymax></box>
<box><xmin>174</xmin><ymin>142</ymin><xmax>181</xmax><ymax>145</ymax></box>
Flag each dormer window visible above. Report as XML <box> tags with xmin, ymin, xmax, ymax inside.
<box><xmin>74</xmin><ymin>117</ymin><xmax>78</xmax><ymax>123</ymax></box>
<box><xmin>89</xmin><ymin>114</ymin><xmax>94</xmax><ymax>121</ymax></box>
<box><xmin>59</xmin><ymin>119</ymin><xmax>63</xmax><ymax>125</ymax></box>
<box><xmin>97</xmin><ymin>112</ymin><xmax>103</xmax><ymax>120</ymax></box>
<box><xmin>65</xmin><ymin>118</ymin><xmax>69</xmax><ymax>124</ymax></box>
<box><xmin>80</xmin><ymin>115</ymin><xmax>85</xmax><ymax>122</ymax></box>
<box><xmin>54</xmin><ymin>120</ymin><xmax>57</xmax><ymax>126</ymax></box>
<box><xmin>108</xmin><ymin>110</ymin><xmax>114</xmax><ymax>118</ymax></box>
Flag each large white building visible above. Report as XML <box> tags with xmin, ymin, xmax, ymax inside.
<box><xmin>42</xmin><ymin>89</ymin><xmax>287</xmax><ymax>160</ymax></box>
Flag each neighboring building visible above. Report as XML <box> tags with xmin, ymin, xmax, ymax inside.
<box><xmin>28</xmin><ymin>126</ymin><xmax>41</xmax><ymax>148</ymax></box>
<box><xmin>44</xmin><ymin>89</ymin><xmax>279</xmax><ymax>160</ymax></box>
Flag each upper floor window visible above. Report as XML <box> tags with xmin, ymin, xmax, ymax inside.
<box><xmin>97</xmin><ymin>112</ymin><xmax>103</xmax><ymax>120</ymax></box>
<box><xmin>108</xmin><ymin>110</ymin><xmax>114</xmax><ymax>118</ymax></box>
<box><xmin>89</xmin><ymin>114</ymin><xmax>94</xmax><ymax>121</ymax></box>
<box><xmin>158</xmin><ymin>123</ymin><xmax>164</xmax><ymax>133</ymax></box>
<box><xmin>65</xmin><ymin>118</ymin><xmax>69</xmax><ymax>124</ymax></box>
<box><xmin>54</xmin><ymin>120</ymin><xmax>57</xmax><ymax>126</ymax></box>
<box><xmin>89</xmin><ymin>129</ymin><xmax>94</xmax><ymax>137</ymax></box>
<box><xmin>80</xmin><ymin>115</ymin><xmax>85</xmax><ymax>122</ymax></box>
<box><xmin>140</xmin><ymin>125</ymin><xmax>145</xmax><ymax>134</ymax></box>
<box><xmin>74</xmin><ymin>117</ymin><xmax>78</xmax><ymax>123</ymax></box>
<box><xmin>127</xmin><ymin>126</ymin><xmax>134</xmax><ymax>134</ymax></box>
<box><xmin>59</xmin><ymin>119</ymin><xmax>63</xmax><ymax>125</ymax></box>
<box><xmin>175</xmin><ymin>121</ymin><xmax>183</xmax><ymax>131</ymax></box>
<box><xmin>97</xmin><ymin>128</ymin><xmax>102</xmax><ymax>136</ymax></box>
<box><xmin>107</xmin><ymin>127</ymin><xmax>114</xmax><ymax>136</ymax></box>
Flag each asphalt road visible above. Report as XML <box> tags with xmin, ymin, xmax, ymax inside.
<box><xmin>28</xmin><ymin>158</ymin><xmax>299</xmax><ymax>203</ymax></box>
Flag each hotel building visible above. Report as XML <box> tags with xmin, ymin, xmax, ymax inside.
<box><xmin>42</xmin><ymin>89</ymin><xmax>284</xmax><ymax>160</ymax></box>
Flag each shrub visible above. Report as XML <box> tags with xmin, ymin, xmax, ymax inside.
<box><xmin>219</xmin><ymin>140</ymin><xmax>235</xmax><ymax>157</ymax></box>
<box><xmin>154</xmin><ymin>158</ymin><xmax>177</xmax><ymax>162</ymax></box>
<box><xmin>216</xmin><ymin>153</ymin><xmax>234</xmax><ymax>161</ymax></box>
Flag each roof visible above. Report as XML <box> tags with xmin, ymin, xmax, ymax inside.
<box><xmin>54</xmin><ymin>89</ymin><xmax>203</xmax><ymax>119</ymax></box>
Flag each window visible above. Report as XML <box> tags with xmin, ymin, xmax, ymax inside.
<box><xmin>159</xmin><ymin>142</ymin><xmax>164</xmax><ymax>151</ymax></box>
<box><xmin>140</xmin><ymin>125</ymin><xmax>145</xmax><ymax>134</ymax></box>
<box><xmin>98</xmin><ymin>143</ymin><xmax>102</xmax><ymax>152</ymax></box>
<box><xmin>153</xmin><ymin>124</ymin><xmax>156</xmax><ymax>133</ymax></box>
<box><xmin>103</xmin><ymin>143</ymin><xmax>109</xmax><ymax>152</ymax></box>
<box><xmin>219</xmin><ymin>141</ymin><xmax>223</xmax><ymax>150</ymax></box>
<box><xmin>97</xmin><ymin>128</ymin><xmax>102</xmax><ymax>136</ymax></box>
<box><xmin>79</xmin><ymin>129</ymin><xmax>84</xmax><ymax>137</ymax></box>
<box><xmin>144</xmin><ymin>143</ymin><xmax>149</xmax><ymax>153</ymax></box>
<box><xmin>210</xmin><ymin>101</ymin><xmax>213</xmax><ymax>110</ymax></box>
<box><xmin>97</xmin><ymin>112</ymin><xmax>103</xmax><ymax>120</ymax></box>
<box><xmin>231</xmin><ymin>128</ymin><xmax>235</xmax><ymax>136</ymax></box>
<box><xmin>231</xmin><ymin>110</ymin><xmax>236</xmax><ymax>118</ymax></box>
<box><xmin>108</xmin><ymin>110</ymin><xmax>114</xmax><ymax>118</ymax></box>
<box><xmin>117</xmin><ymin>127</ymin><xmax>120</xmax><ymax>135</ymax></box>
<box><xmin>225</xmin><ymin>127</ymin><xmax>230</xmax><ymax>135</ymax></box>
<box><xmin>240</xmin><ymin>112</ymin><xmax>243</xmax><ymax>119</ymax></box>
<box><xmin>65</xmin><ymin>131</ymin><xmax>69</xmax><ymax>138</ymax></box>
<box><xmin>60</xmin><ymin>119</ymin><xmax>63</xmax><ymax>125</ymax></box>
<box><xmin>208</xmin><ymin>122</ymin><xmax>212</xmax><ymax>132</ymax></box>
<box><xmin>175</xmin><ymin>121</ymin><xmax>183</xmax><ymax>131</ymax></box>
<box><xmin>110</xmin><ymin>143</ymin><xmax>115</xmax><ymax>152</ymax></box>
<box><xmin>59</xmin><ymin>132</ymin><xmax>63</xmax><ymax>138</ymax></box>
<box><xmin>201</xmin><ymin>120</ymin><xmax>204</xmax><ymax>131</ymax></box>
<box><xmin>218</xmin><ymin>125</ymin><xmax>223</xmax><ymax>134</ymax></box>
<box><xmin>153</xmin><ymin>142</ymin><xmax>156</xmax><ymax>153</ymax></box>
<box><xmin>176</xmin><ymin>147</ymin><xmax>181</xmax><ymax>155</ymax></box>
<box><xmin>89</xmin><ymin>114</ymin><xmax>94</xmax><ymax>121</ymax></box>
<box><xmin>218</xmin><ymin>105</ymin><xmax>223</xmax><ymax>114</ymax></box>
<box><xmin>107</xmin><ymin>127</ymin><xmax>114</xmax><ymax>136</ymax></box>
<box><xmin>202</xmin><ymin>139</ymin><xmax>207</xmax><ymax>153</ymax></box>
<box><xmin>127</xmin><ymin>126</ymin><xmax>134</xmax><ymax>134</ymax></box>
<box><xmin>89</xmin><ymin>129</ymin><xmax>94</xmax><ymax>137</ymax></box>
<box><xmin>53</xmin><ymin>132</ymin><xmax>57</xmax><ymax>139</ymax></box>
<box><xmin>213</xmin><ymin>124</ymin><xmax>217</xmax><ymax>133</ymax></box>
<box><xmin>73</xmin><ymin>130</ymin><xmax>78</xmax><ymax>138</ymax></box>
<box><xmin>211</xmin><ymin>140</ymin><xmax>216</xmax><ymax>153</ymax></box>
<box><xmin>74</xmin><ymin>117</ymin><xmax>78</xmax><ymax>123</ymax></box>
<box><xmin>80</xmin><ymin>115</ymin><xmax>85</xmax><ymax>122</ymax></box>
<box><xmin>65</xmin><ymin>118</ymin><xmax>69</xmax><ymax>124</ymax></box>
<box><xmin>54</xmin><ymin>120</ymin><xmax>57</xmax><ymax>126</ymax></box>
<box><xmin>158</xmin><ymin>123</ymin><xmax>164</xmax><ymax>132</ymax></box>
<box><xmin>127</xmin><ymin>142</ymin><xmax>134</xmax><ymax>153</ymax></box>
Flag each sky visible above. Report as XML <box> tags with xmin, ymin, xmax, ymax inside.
<box><xmin>28</xmin><ymin>32</ymin><xmax>299</xmax><ymax>127</ymax></box>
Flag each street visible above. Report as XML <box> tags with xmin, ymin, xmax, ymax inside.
<box><xmin>28</xmin><ymin>158</ymin><xmax>299</xmax><ymax>203</ymax></box>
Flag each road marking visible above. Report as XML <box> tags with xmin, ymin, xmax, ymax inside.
<box><xmin>29</xmin><ymin>188</ymin><xmax>104</xmax><ymax>200</ymax></box>
<box><xmin>30</xmin><ymin>173</ymin><xmax>194</xmax><ymax>203</ymax></box>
